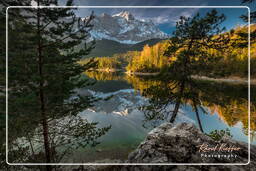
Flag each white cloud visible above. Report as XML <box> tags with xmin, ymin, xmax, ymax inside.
<box><xmin>151</xmin><ymin>16</ymin><xmax>170</xmax><ymax>24</ymax></box>
<box><xmin>136</xmin><ymin>8</ymin><xmax>200</xmax><ymax>26</ymax></box>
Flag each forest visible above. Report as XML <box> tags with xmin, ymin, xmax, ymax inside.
<box><xmin>81</xmin><ymin>24</ymin><xmax>256</xmax><ymax>78</ymax></box>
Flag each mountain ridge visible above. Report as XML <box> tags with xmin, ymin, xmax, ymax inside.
<box><xmin>85</xmin><ymin>38</ymin><xmax>165</xmax><ymax>58</ymax></box>
<box><xmin>84</xmin><ymin>11</ymin><xmax>169</xmax><ymax>44</ymax></box>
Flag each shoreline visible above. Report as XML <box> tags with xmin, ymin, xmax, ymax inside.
<box><xmin>126</xmin><ymin>72</ymin><xmax>255</xmax><ymax>85</ymax></box>
<box><xmin>88</xmin><ymin>68</ymin><xmax>123</xmax><ymax>72</ymax></box>
<box><xmin>191</xmin><ymin>75</ymin><xmax>256</xmax><ymax>85</ymax></box>
<box><xmin>125</xmin><ymin>71</ymin><xmax>160</xmax><ymax>76</ymax></box>
<box><xmin>86</xmin><ymin>70</ymin><xmax>256</xmax><ymax>85</ymax></box>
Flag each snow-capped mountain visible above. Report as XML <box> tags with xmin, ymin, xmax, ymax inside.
<box><xmin>85</xmin><ymin>11</ymin><xmax>169</xmax><ymax>44</ymax></box>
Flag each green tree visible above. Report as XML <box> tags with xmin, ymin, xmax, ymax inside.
<box><xmin>160</xmin><ymin>10</ymin><xmax>229</xmax><ymax>123</ymax></box>
<box><xmin>241</xmin><ymin>0</ymin><xmax>256</xmax><ymax>23</ymax></box>
<box><xmin>6</xmin><ymin>0</ymin><xmax>110</xmax><ymax>169</ymax></box>
<box><xmin>0</xmin><ymin>1</ymin><xmax>34</xmax><ymax>170</ymax></box>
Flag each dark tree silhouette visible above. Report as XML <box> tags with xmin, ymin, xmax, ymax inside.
<box><xmin>5</xmin><ymin>0</ymin><xmax>110</xmax><ymax>169</ymax></box>
<box><xmin>163</xmin><ymin>10</ymin><xmax>230</xmax><ymax>124</ymax></box>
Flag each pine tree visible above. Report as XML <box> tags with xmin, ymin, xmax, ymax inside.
<box><xmin>241</xmin><ymin>0</ymin><xmax>256</xmax><ymax>23</ymax></box>
<box><xmin>161</xmin><ymin>10</ymin><xmax>229</xmax><ymax>123</ymax></box>
<box><xmin>0</xmin><ymin>1</ymin><xmax>34</xmax><ymax>169</ymax></box>
<box><xmin>234</xmin><ymin>0</ymin><xmax>256</xmax><ymax>49</ymax></box>
<box><xmin>6</xmin><ymin>0</ymin><xmax>110</xmax><ymax>168</ymax></box>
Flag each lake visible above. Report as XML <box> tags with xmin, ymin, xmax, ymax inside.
<box><xmin>70</xmin><ymin>71</ymin><xmax>255</xmax><ymax>163</ymax></box>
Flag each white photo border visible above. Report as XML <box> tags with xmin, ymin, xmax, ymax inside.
<box><xmin>6</xmin><ymin>6</ymin><xmax>251</xmax><ymax>166</ymax></box>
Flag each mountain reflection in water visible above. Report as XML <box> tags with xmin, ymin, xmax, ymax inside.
<box><xmin>73</xmin><ymin>71</ymin><xmax>255</xmax><ymax>162</ymax></box>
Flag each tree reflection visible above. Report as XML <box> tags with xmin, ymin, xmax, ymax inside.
<box><xmin>85</xmin><ymin>70</ymin><xmax>254</xmax><ymax>142</ymax></box>
<box><xmin>85</xmin><ymin>71</ymin><xmax>124</xmax><ymax>81</ymax></box>
<box><xmin>140</xmin><ymin>74</ymin><xmax>253</xmax><ymax>141</ymax></box>
<box><xmin>140</xmin><ymin>75</ymin><xmax>205</xmax><ymax>132</ymax></box>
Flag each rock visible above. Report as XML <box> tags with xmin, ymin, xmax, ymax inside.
<box><xmin>121</xmin><ymin>122</ymin><xmax>255</xmax><ymax>171</ymax></box>
<box><xmin>67</xmin><ymin>122</ymin><xmax>255</xmax><ymax>171</ymax></box>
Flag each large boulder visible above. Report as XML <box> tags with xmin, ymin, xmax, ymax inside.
<box><xmin>70</xmin><ymin>122</ymin><xmax>255</xmax><ymax>171</ymax></box>
<box><xmin>123</xmin><ymin>122</ymin><xmax>254</xmax><ymax>170</ymax></box>
<box><xmin>128</xmin><ymin>122</ymin><xmax>255</xmax><ymax>164</ymax></box>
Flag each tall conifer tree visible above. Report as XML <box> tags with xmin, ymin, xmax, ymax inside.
<box><xmin>6</xmin><ymin>0</ymin><xmax>110</xmax><ymax>169</ymax></box>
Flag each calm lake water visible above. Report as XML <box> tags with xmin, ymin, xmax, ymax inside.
<box><xmin>70</xmin><ymin>71</ymin><xmax>255</xmax><ymax>163</ymax></box>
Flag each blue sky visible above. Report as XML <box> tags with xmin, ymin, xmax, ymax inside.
<box><xmin>60</xmin><ymin>0</ymin><xmax>255</xmax><ymax>34</ymax></box>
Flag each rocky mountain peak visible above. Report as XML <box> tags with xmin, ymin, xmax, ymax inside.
<box><xmin>89</xmin><ymin>12</ymin><xmax>169</xmax><ymax>44</ymax></box>
<box><xmin>113</xmin><ymin>11</ymin><xmax>135</xmax><ymax>21</ymax></box>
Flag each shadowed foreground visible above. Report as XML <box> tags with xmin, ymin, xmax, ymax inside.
<box><xmin>69</xmin><ymin>123</ymin><xmax>255</xmax><ymax>171</ymax></box>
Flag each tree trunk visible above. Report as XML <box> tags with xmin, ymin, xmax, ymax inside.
<box><xmin>170</xmin><ymin>38</ymin><xmax>194</xmax><ymax>123</ymax></box>
<box><xmin>194</xmin><ymin>103</ymin><xmax>204</xmax><ymax>133</ymax></box>
<box><xmin>37</xmin><ymin>2</ymin><xmax>51</xmax><ymax>170</ymax></box>
<box><xmin>170</xmin><ymin>81</ymin><xmax>185</xmax><ymax>123</ymax></box>
<box><xmin>170</xmin><ymin>99</ymin><xmax>181</xmax><ymax>123</ymax></box>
